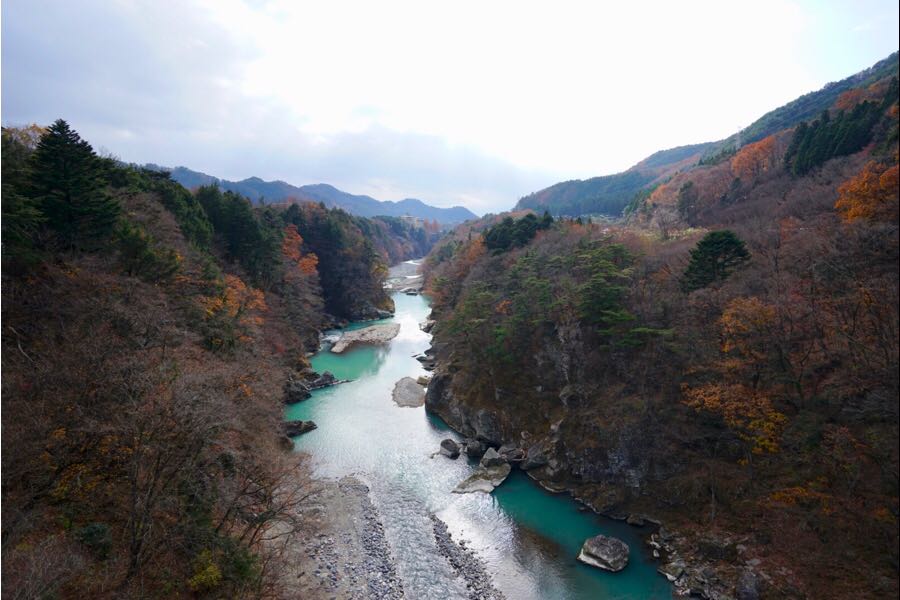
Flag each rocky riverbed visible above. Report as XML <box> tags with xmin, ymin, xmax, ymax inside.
<box><xmin>284</xmin><ymin>477</ymin><xmax>404</xmax><ymax>599</ymax></box>
<box><xmin>429</xmin><ymin>514</ymin><xmax>506</xmax><ymax>600</ymax></box>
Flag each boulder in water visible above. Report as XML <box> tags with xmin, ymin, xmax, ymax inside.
<box><xmin>452</xmin><ymin>463</ymin><xmax>512</xmax><ymax>494</ymax></box>
<box><xmin>479</xmin><ymin>447</ymin><xmax>506</xmax><ymax>468</ymax></box>
<box><xmin>439</xmin><ymin>438</ymin><xmax>460</xmax><ymax>459</ymax></box>
<box><xmin>463</xmin><ymin>439</ymin><xmax>485</xmax><ymax>459</ymax></box>
<box><xmin>577</xmin><ymin>534</ymin><xmax>630</xmax><ymax>572</ymax></box>
<box><xmin>392</xmin><ymin>377</ymin><xmax>426</xmax><ymax>407</ymax></box>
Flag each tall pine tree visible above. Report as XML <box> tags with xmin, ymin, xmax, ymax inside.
<box><xmin>681</xmin><ymin>230</ymin><xmax>750</xmax><ymax>292</ymax></box>
<box><xmin>28</xmin><ymin>119</ymin><xmax>119</xmax><ymax>248</ymax></box>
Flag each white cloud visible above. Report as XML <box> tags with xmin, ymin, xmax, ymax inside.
<box><xmin>3</xmin><ymin>0</ymin><xmax>898</xmax><ymax>213</ymax></box>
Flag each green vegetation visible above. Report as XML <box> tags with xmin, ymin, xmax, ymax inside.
<box><xmin>784</xmin><ymin>91</ymin><xmax>894</xmax><ymax>175</ymax></box>
<box><xmin>516</xmin><ymin>170</ymin><xmax>656</xmax><ymax>217</ymax></box>
<box><xmin>28</xmin><ymin>119</ymin><xmax>121</xmax><ymax>249</ymax></box>
<box><xmin>681</xmin><ymin>230</ymin><xmax>750</xmax><ymax>291</ymax></box>
<box><xmin>483</xmin><ymin>212</ymin><xmax>553</xmax><ymax>253</ymax></box>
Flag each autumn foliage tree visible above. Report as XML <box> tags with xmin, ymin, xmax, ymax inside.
<box><xmin>835</xmin><ymin>160</ymin><xmax>899</xmax><ymax>223</ymax></box>
<box><xmin>731</xmin><ymin>135</ymin><xmax>778</xmax><ymax>180</ymax></box>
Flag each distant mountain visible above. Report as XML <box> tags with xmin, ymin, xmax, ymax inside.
<box><xmin>516</xmin><ymin>142</ymin><xmax>713</xmax><ymax>217</ymax></box>
<box><xmin>516</xmin><ymin>51</ymin><xmax>899</xmax><ymax>217</ymax></box>
<box><xmin>148</xmin><ymin>165</ymin><xmax>478</xmax><ymax>224</ymax></box>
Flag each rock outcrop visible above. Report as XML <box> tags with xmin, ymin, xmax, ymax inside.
<box><xmin>577</xmin><ymin>534</ymin><xmax>630</xmax><ymax>572</ymax></box>
<box><xmin>284</xmin><ymin>420</ymin><xmax>317</xmax><ymax>436</ymax></box>
<box><xmin>331</xmin><ymin>323</ymin><xmax>401</xmax><ymax>354</ymax></box>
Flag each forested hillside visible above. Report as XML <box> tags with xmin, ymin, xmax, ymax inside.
<box><xmin>515</xmin><ymin>52</ymin><xmax>899</xmax><ymax>219</ymax></box>
<box><xmin>0</xmin><ymin>120</ymin><xmax>433</xmax><ymax>598</ymax></box>
<box><xmin>424</xmin><ymin>66</ymin><xmax>898</xmax><ymax>599</ymax></box>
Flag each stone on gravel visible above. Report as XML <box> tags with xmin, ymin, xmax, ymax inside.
<box><xmin>577</xmin><ymin>534</ymin><xmax>630</xmax><ymax>572</ymax></box>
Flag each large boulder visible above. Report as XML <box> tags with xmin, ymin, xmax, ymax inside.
<box><xmin>480</xmin><ymin>447</ymin><xmax>506</xmax><ymax>468</ymax></box>
<box><xmin>521</xmin><ymin>444</ymin><xmax>548</xmax><ymax>470</ymax></box>
<box><xmin>392</xmin><ymin>377</ymin><xmax>426</xmax><ymax>407</ymax></box>
<box><xmin>452</xmin><ymin>463</ymin><xmax>512</xmax><ymax>494</ymax></box>
<box><xmin>577</xmin><ymin>534</ymin><xmax>630</xmax><ymax>572</ymax></box>
<box><xmin>463</xmin><ymin>439</ymin><xmax>485</xmax><ymax>459</ymax></box>
<box><xmin>440</xmin><ymin>438</ymin><xmax>460</xmax><ymax>459</ymax></box>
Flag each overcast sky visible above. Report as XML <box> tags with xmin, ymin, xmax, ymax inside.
<box><xmin>2</xmin><ymin>0</ymin><xmax>898</xmax><ymax>214</ymax></box>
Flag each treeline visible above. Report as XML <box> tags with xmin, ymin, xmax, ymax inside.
<box><xmin>785</xmin><ymin>78</ymin><xmax>898</xmax><ymax>175</ymax></box>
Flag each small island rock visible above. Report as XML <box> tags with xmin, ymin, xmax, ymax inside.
<box><xmin>392</xmin><ymin>377</ymin><xmax>426</xmax><ymax>407</ymax></box>
<box><xmin>577</xmin><ymin>534</ymin><xmax>630</xmax><ymax>572</ymax></box>
<box><xmin>331</xmin><ymin>323</ymin><xmax>401</xmax><ymax>354</ymax></box>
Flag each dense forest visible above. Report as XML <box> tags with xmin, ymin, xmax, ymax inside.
<box><xmin>424</xmin><ymin>68</ymin><xmax>899</xmax><ymax>599</ymax></box>
<box><xmin>0</xmin><ymin>120</ymin><xmax>438</xmax><ymax>598</ymax></box>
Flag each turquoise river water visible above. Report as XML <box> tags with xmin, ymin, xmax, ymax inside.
<box><xmin>285</xmin><ymin>273</ymin><xmax>672</xmax><ymax>599</ymax></box>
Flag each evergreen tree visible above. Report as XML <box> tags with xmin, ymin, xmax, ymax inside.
<box><xmin>1</xmin><ymin>128</ymin><xmax>45</xmax><ymax>262</ymax></box>
<box><xmin>28</xmin><ymin>119</ymin><xmax>119</xmax><ymax>248</ymax></box>
<box><xmin>681</xmin><ymin>230</ymin><xmax>750</xmax><ymax>292</ymax></box>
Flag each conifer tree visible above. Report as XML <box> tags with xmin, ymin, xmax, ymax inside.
<box><xmin>681</xmin><ymin>230</ymin><xmax>750</xmax><ymax>292</ymax></box>
<box><xmin>28</xmin><ymin>119</ymin><xmax>119</xmax><ymax>248</ymax></box>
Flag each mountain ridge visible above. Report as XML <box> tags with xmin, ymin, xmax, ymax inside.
<box><xmin>149</xmin><ymin>165</ymin><xmax>478</xmax><ymax>224</ymax></box>
<box><xmin>516</xmin><ymin>51</ymin><xmax>899</xmax><ymax>217</ymax></box>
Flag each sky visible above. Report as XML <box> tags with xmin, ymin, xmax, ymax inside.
<box><xmin>2</xmin><ymin>0</ymin><xmax>898</xmax><ymax>214</ymax></box>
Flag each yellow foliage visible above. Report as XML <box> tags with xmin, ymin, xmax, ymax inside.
<box><xmin>835</xmin><ymin>160</ymin><xmax>899</xmax><ymax>223</ymax></box>
<box><xmin>187</xmin><ymin>550</ymin><xmax>222</xmax><ymax>592</ymax></box>
<box><xmin>682</xmin><ymin>382</ymin><xmax>786</xmax><ymax>454</ymax></box>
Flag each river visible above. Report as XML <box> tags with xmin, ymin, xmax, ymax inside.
<box><xmin>285</xmin><ymin>262</ymin><xmax>672</xmax><ymax>599</ymax></box>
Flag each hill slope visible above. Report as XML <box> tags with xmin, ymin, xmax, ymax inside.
<box><xmin>516</xmin><ymin>52</ymin><xmax>899</xmax><ymax>218</ymax></box>
<box><xmin>155</xmin><ymin>166</ymin><xmax>478</xmax><ymax>224</ymax></box>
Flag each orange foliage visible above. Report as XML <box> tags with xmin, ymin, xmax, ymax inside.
<box><xmin>834</xmin><ymin>88</ymin><xmax>865</xmax><ymax>111</ymax></box>
<box><xmin>731</xmin><ymin>135</ymin><xmax>777</xmax><ymax>180</ymax></box>
<box><xmin>282</xmin><ymin>224</ymin><xmax>303</xmax><ymax>263</ymax></box>
<box><xmin>720</xmin><ymin>297</ymin><xmax>777</xmax><ymax>359</ymax></box>
<box><xmin>282</xmin><ymin>224</ymin><xmax>320</xmax><ymax>277</ymax></box>
<box><xmin>835</xmin><ymin>161</ymin><xmax>899</xmax><ymax>223</ymax></box>
<box><xmin>200</xmin><ymin>274</ymin><xmax>268</xmax><ymax>334</ymax></box>
<box><xmin>682</xmin><ymin>382</ymin><xmax>787</xmax><ymax>455</ymax></box>
<box><xmin>297</xmin><ymin>254</ymin><xmax>319</xmax><ymax>275</ymax></box>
